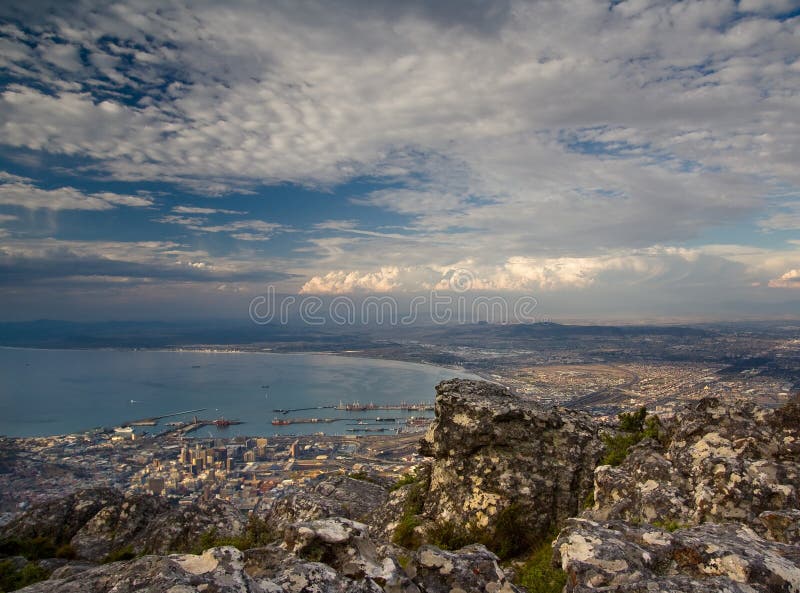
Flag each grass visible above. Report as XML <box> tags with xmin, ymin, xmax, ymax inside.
<box><xmin>0</xmin><ymin>536</ymin><xmax>57</xmax><ymax>561</ymax></box>
<box><xmin>390</xmin><ymin>471</ymin><xmax>420</xmax><ymax>491</ymax></box>
<box><xmin>102</xmin><ymin>545</ymin><xmax>136</xmax><ymax>563</ymax></box>
<box><xmin>601</xmin><ymin>406</ymin><xmax>662</xmax><ymax>466</ymax></box>
<box><xmin>516</xmin><ymin>535</ymin><xmax>567</xmax><ymax>593</ymax></box>
<box><xmin>0</xmin><ymin>559</ymin><xmax>50</xmax><ymax>593</ymax></box>
<box><xmin>192</xmin><ymin>515</ymin><xmax>277</xmax><ymax>554</ymax></box>
<box><xmin>391</xmin><ymin>475</ymin><xmax>429</xmax><ymax>548</ymax></box>
<box><xmin>652</xmin><ymin>519</ymin><xmax>686</xmax><ymax>532</ymax></box>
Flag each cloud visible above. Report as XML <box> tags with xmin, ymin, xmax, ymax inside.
<box><xmin>0</xmin><ymin>173</ymin><xmax>153</xmax><ymax>210</ymax></box>
<box><xmin>769</xmin><ymin>269</ymin><xmax>800</xmax><ymax>288</ymax></box>
<box><xmin>172</xmin><ymin>206</ymin><xmax>245</xmax><ymax>215</ymax></box>
<box><xmin>0</xmin><ymin>238</ymin><xmax>293</xmax><ymax>286</ymax></box>
<box><xmin>157</xmin><ymin>213</ymin><xmax>284</xmax><ymax>241</ymax></box>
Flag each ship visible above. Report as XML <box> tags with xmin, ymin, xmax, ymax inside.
<box><xmin>213</xmin><ymin>417</ymin><xmax>242</xmax><ymax>427</ymax></box>
<box><xmin>272</xmin><ymin>418</ymin><xmax>291</xmax><ymax>426</ymax></box>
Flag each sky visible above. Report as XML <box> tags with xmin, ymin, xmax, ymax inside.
<box><xmin>0</xmin><ymin>0</ymin><xmax>799</xmax><ymax>322</ymax></box>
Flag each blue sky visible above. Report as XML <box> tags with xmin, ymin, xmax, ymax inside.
<box><xmin>0</xmin><ymin>0</ymin><xmax>799</xmax><ymax>321</ymax></box>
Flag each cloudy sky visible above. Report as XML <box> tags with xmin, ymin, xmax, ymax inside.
<box><xmin>0</xmin><ymin>0</ymin><xmax>799</xmax><ymax>321</ymax></box>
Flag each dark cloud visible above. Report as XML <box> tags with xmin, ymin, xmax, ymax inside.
<box><xmin>0</xmin><ymin>250</ymin><xmax>294</xmax><ymax>286</ymax></box>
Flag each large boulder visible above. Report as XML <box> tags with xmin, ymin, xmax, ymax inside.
<box><xmin>406</xmin><ymin>544</ymin><xmax>523</xmax><ymax>593</ymax></box>
<box><xmin>256</xmin><ymin>475</ymin><xmax>388</xmax><ymax>533</ymax></box>
<box><xmin>0</xmin><ymin>488</ymin><xmax>122</xmax><ymax>547</ymax></box>
<box><xmin>419</xmin><ymin>379</ymin><xmax>603</xmax><ymax>550</ymax></box>
<box><xmin>17</xmin><ymin>546</ymin><xmax>264</xmax><ymax>593</ymax></box>
<box><xmin>589</xmin><ymin>397</ymin><xmax>800</xmax><ymax>542</ymax></box>
<box><xmin>554</xmin><ymin>517</ymin><xmax>800</xmax><ymax>592</ymax></box>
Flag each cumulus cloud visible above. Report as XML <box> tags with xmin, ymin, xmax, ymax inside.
<box><xmin>769</xmin><ymin>269</ymin><xmax>800</xmax><ymax>288</ymax></box>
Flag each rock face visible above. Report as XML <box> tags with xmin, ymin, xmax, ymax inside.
<box><xmin>256</xmin><ymin>475</ymin><xmax>388</xmax><ymax>533</ymax></box>
<box><xmin>588</xmin><ymin>397</ymin><xmax>800</xmax><ymax>543</ymax></box>
<box><xmin>18</xmin><ymin>517</ymin><xmax>521</xmax><ymax>593</ymax></box>
<box><xmin>1</xmin><ymin>488</ymin><xmax>246</xmax><ymax>561</ymax></box>
<box><xmin>419</xmin><ymin>379</ymin><xmax>603</xmax><ymax>547</ymax></box>
<box><xmin>1</xmin><ymin>487</ymin><xmax>122</xmax><ymax>547</ymax></box>
<box><xmin>554</xmin><ymin>518</ymin><xmax>800</xmax><ymax>592</ymax></box>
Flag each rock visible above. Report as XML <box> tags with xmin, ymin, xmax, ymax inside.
<box><xmin>257</xmin><ymin>475</ymin><xmax>388</xmax><ymax>533</ymax></box>
<box><xmin>760</xmin><ymin>509</ymin><xmax>800</xmax><ymax>545</ymax></box>
<box><xmin>0</xmin><ymin>487</ymin><xmax>122</xmax><ymax>546</ymax></box>
<box><xmin>17</xmin><ymin>546</ymin><xmax>266</xmax><ymax>593</ymax></box>
<box><xmin>1</xmin><ymin>488</ymin><xmax>246</xmax><ymax>561</ymax></box>
<box><xmin>554</xmin><ymin>517</ymin><xmax>800</xmax><ymax>592</ymax></box>
<box><xmin>69</xmin><ymin>493</ymin><xmax>171</xmax><ymax>560</ymax></box>
<box><xmin>407</xmin><ymin>544</ymin><xmax>523</xmax><ymax>593</ymax></box>
<box><xmin>588</xmin><ymin>397</ymin><xmax>800</xmax><ymax>539</ymax></box>
<box><xmin>283</xmin><ymin>517</ymin><xmax>418</xmax><ymax>592</ymax></box>
<box><xmin>419</xmin><ymin>379</ymin><xmax>603</xmax><ymax>552</ymax></box>
<box><xmin>135</xmin><ymin>497</ymin><xmax>245</xmax><ymax>555</ymax></box>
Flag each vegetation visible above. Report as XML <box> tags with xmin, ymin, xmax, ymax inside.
<box><xmin>391</xmin><ymin>474</ymin><xmax>429</xmax><ymax>548</ymax></box>
<box><xmin>601</xmin><ymin>406</ymin><xmax>662</xmax><ymax>466</ymax></box>
<box><xmin>102</xmin><ymin>545</ymin><xmax>136</xmax><ymax>563</ymax></box>
<box><xmin>55</xmin><ymin>543</ymin><xmax>77</xmax><ymax>560</ymax></box>
<box><xmin>516</xmin><ymin>536</ymin><xmax>567</xmax><ymax>593</ymax></box>
<box><xmin>652</xmin><ymin>519</ymin><xmax>687</xmax><ymax>532</ymax></box>
<box><xmin>347</xmin><ymin>470</ymin><xmax>380</xmax><ymax>484</ymax></box>
<box><xmin>390</xmin><ymin>471</ymin><xmax>420</xmax><ymax>491</ymax></box>
<box><xmin>0</xmin><ymin>536</ymin><xmax>56</xmax><ymax>561</ymax></box>
<box><xmin>193</xmin><ymin>514</ymin><xmax>277</xmax><ymax>553</ymax></box>
<box><xmin>426</xmin><ymin>520</ymin><xmax>473</xmax><ymax>551</ymax></box>
<box><xmin>0</xmin><ymin>559</ymin><xmax>50</xmax><ymax>593</ymax></box>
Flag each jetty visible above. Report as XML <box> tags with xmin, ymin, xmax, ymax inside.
<box><xmin>125</xmin><ymin>408</ymin><xmax>208</xmax><ymax>427</ymax></box>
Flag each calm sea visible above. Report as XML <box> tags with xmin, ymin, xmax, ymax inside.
<box><xmin>0</xmin><ymin>348</ymin><xmax>476</xmax><ymax>437</ymax></box>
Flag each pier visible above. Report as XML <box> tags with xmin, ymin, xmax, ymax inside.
<box><xmin>125</xmin><ymin>408</ymin><xmax>208</xmax><ymax>427</ymax></box>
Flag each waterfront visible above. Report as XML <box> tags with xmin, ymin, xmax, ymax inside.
<box><xmin>0</xmin><ymin>348</ymin><xmax>475</xmax><ymax>437</ymax></box>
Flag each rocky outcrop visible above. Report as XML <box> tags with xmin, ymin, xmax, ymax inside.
<box><xmin>0</xmin><ymin>487</ymin><xmax>122</xmax><ymax>546</ymax></box>
<box><xmin>554</xmin><ymin>518</ymin><xmax>800</xmax><ymax>592</ymax></box>
<box><xmin>588</xmin><ymin>397</ymin><xmax>800</xmax><ymax>542</ymax></box>
<box><xmin>418</xmin><ymin>379</ymin><xmax>603</xmax><ymax>550</ymax></box>
<box><xmin>256</xmin><ymin>475</ymin><xmax>388</xmax><ymax>533</ymax></box>
<box><xmin>406</xmin><ymin>544</ymin><xmax>522</xmax><ymax>593</ymax></box>
<box><xmin>18</xmin><ymin>517</ymin><xmax>521</xmax><ymax>593</ymax></box>
<box><xmin>1</xmin><ymin>488</ymin><xmax>246</xmax><ymax>561</ymax></box>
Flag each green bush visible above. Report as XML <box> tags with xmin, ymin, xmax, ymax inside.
<box><xmin>193</xmin><ymin>515</ymin><xmax>277</xmax><ymax>553</ymax></box>
<box><xmin>426</xmin><ymin>520</ymin><xmax>473</xmax><ymax>551</ymax></box>
<box><xmin>55</xmin><ymin>543</ymin><xmax>77</xmax><ymax>560</ymax></box>
<box><xmin>390</xmin><ymin>471</ymin><xmax>419</xmax><ymax>491</ymax></box>
<box><xmin>485</xmin><ymin>503</ymin><xmax>535</xmax><ymax>560</ymax></box>
<box><xmin>652</xmin><ymin>519</ymin><xmax>686</xmax><ymax>532</ymax></box>
<box><xmin>0</xmin><ymin>536</ymin><xmax>56</xmax><ymax>561</ymax></box>
<box><xmin>392</xmin><ymin>514</ymin><xmax>421</xmax><ymax>549</ymax></box>
<box><xmin>0</xmin><ymin>559</ymin><xmax>50</xmax><ymax>592</ymax></box>
<box><xmin>516</xmin><ymin>537</ymin><xmax>567</xmax><ymax>593</ymax></box>
<box><xmin>102</xmin><ymin>545</ymin><xmax>136</xmax><ymax>563</ymax></box>
<box><xmin>601</xmin><ymin>407</ymin><xmax>662</xmax><ymax>466</ymax></box>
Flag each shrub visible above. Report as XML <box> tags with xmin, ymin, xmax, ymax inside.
<box><xmin>392</xmin><ymin>514</ymin><xmax>421</xmax><ymax>549</ymax></box>
<box><xmin>102</xmin><ymin>545</ymin><xmax>136</xmax><ymax>563</ymax></box>
<box><xmin>516</xmin><ymin>536</ymin><xmax>567</xmax><ymax>593</ymax></box>
<box><xmin>55</xmin><ymin>543</ymin><xmax>77</xmax><ymax>560</ymax></box>
<box><xmin>0</xmin><ymin>536</ymin><xmax>57</xmax><ymax>561</ymax></box>
<box><xmin>426</xmin><ymin>520</ymin><xmax>473</xmax><ymax>551</ymax></box>
<box><xmin>390</xmin><ymin>472</ymin><xmax>419</xmax><ymax>491</ymax></box>
<box><xmin>652</xmin><ymin>519</ymin><xmax>686</xmax><ymax>532</ymax></box>
<box><xmin>0</xmin><ymin>559</ymin><xmax>50</xmax><ymax>592</ymax></box>
<box><xmin>601</xmin><ymin>406</ymin><xmax>661</xmax><ymax>466</ymax></box>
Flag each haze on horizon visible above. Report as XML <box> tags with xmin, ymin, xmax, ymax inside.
<box><xmin>0</xmin><ymin>0</ymin><xmax>799</xmax><ymax>323</ymax></box>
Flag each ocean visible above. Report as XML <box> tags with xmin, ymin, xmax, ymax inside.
<box><xmin>0</xmin><ymin>348</ymin><xmax>476</xmax><ymax>437</ymax></box>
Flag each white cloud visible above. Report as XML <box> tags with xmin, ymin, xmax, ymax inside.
<box><xmin>0</xmin><ymin>174</ymin><xmax>153</xmax><ymax>210</ymax></box>
<box><xmin>157</xmin><ymin>214</ymin><xmax>283</xmax><ymax>241</ymax></box>
<box><xmin>769</xmin><ymin>269</ymin><xmax>800</xmax><ymax>288</ymax></box>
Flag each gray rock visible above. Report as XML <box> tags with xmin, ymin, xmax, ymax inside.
<box><xmin>257</xmin><ymin>475</ymin><xmax>388</xmax><ymax>533</ymax></box>
<box><xmin>17</xmin><ymin>546</ymin><xmax>270</xmax><ymax>593</ymax></box>
<box><xmin>407</xmin><ymin>544</ymin><xmax>522</xmax><ymax>593</ymax></box>
<box><xmin>554</xmin><ymin>517</ymin><xmax>800</xmax><ymax>592</ymax></box>
<box><xmin>588</xmin><ymin>397</ymin><xmax>800</xmax><ymax>539</ymax></box>
<box><xmin>419</xmin><ymin>379</ymin><xmax>603</xmax><ymax>551</ymax></box>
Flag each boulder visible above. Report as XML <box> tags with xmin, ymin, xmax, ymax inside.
<box><xmin>419</xmin><ymin>379</ymin><xmax>603</xmax><ymax>551</ymax></box>
<box><xmin>554</xmin><ymin>517</ymin><xmax>800</xmax><ymax>592</ymax></box>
